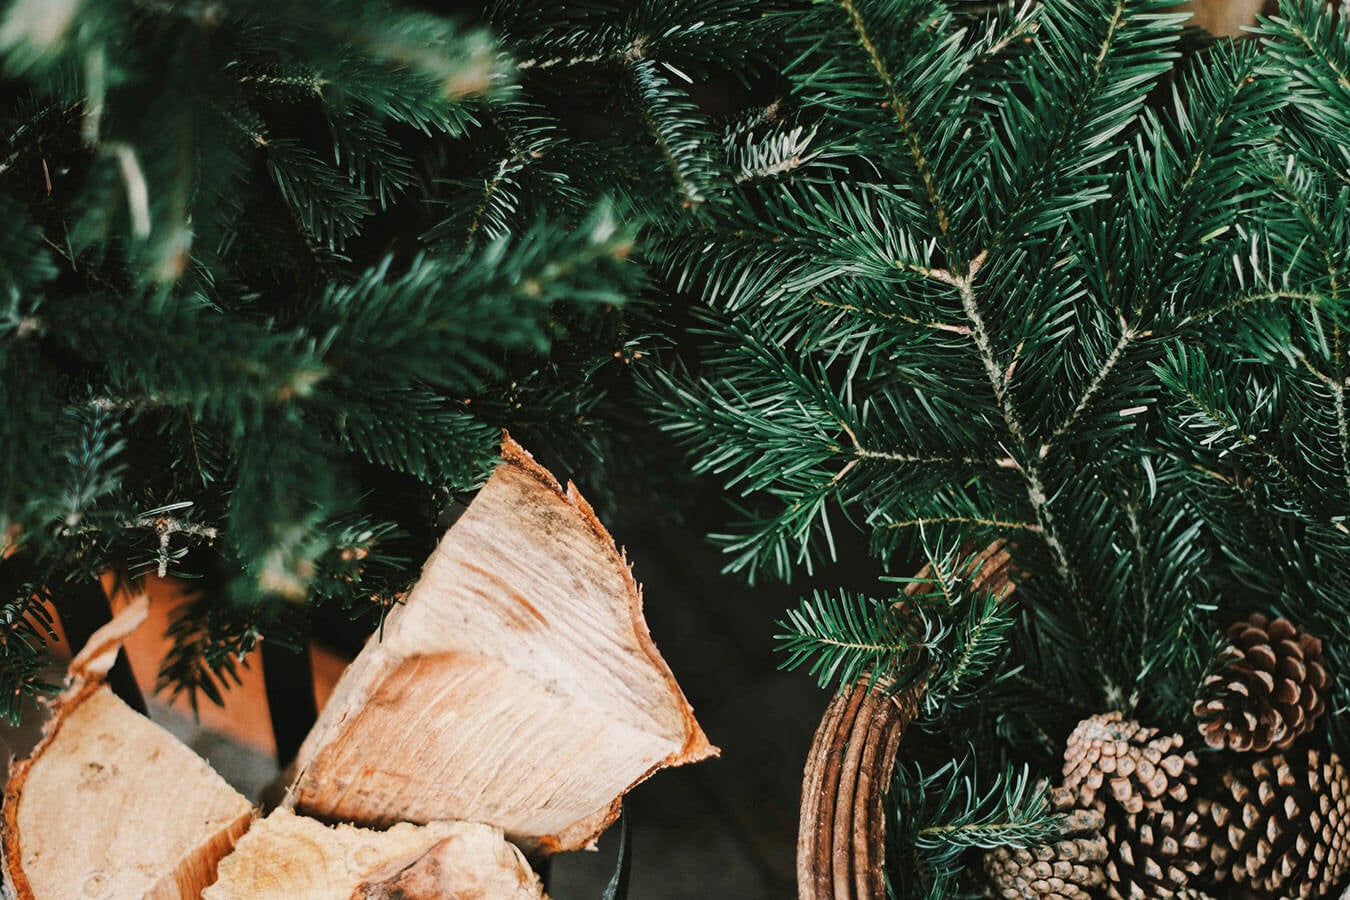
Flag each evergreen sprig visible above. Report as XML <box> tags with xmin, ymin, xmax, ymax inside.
<box><xmin>888</xmin><ymin>759</ymin><xmax>1058</xmax><ymax>899</ymax></box>
<box><xmin>777</xmin><ymin>588</ymin><xmax>931</xmax><ymax>691</ymax></box>
<box><xmin>0</xmin><ymin>0</ymin><xmax>775</xmax><ymax>714</ymax></box>
<box><xmin>657</xmin><ymin>0</ymin><xmax>1350</xmax><ymax>893</ymax></box>
<box><xmin>0</xmin><ymin>568</ymin><xmax>59</xmax><ymax>723</ymax></box>
<box><xmin>1152</xmin><ymin>0</ymin><xmax>1350</xmax><ymax>743</ymax></box>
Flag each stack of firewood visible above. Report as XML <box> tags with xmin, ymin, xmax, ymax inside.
<box><xmin>0</xmin><ymin>439</ymin><xmax>715</xmax><ymax>898</ymax></box>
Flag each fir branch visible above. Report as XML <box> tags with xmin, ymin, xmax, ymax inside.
<box><xmin>776</xmin><ymin>588</ymin><xmax>928</xmax><ymax>691</ymax></box>
<box><xmin>1262</xmin><ymin>0</ymin><xmax>1350</xmax><ymax>163</ymax></box>
<box><xmin>928</xmin><ymin>590</ymin><xmax>1017</xmax><ymax>709</ymax></box>
<box><xmin>628</xmin><ymin>56</ymin><xmax>719</xmax><ymax>209</ymax></box>
<box><xmin>0</xmin><ymin>561</ymin><xmax>60</xmax><ymax>725</ymax></box>
<box><xmin>1178</xmin><ymin>289</ymin><xmax>1326</xmax><ymax>325</ymax></box>
<box><xmin>158</xmin><ymin>587</ymin><xmax>300</xmax><ymax>712</ymax></box>
<box><xmin>325</xmin><ymin>109</ymin><xmax>417</xmax><ymax>209</ymax></box>
<box><xmin>308</xmin><ymin>516</ymin><xmax>412</xmax><ymax>629</ymax></box>
<box><xmin>879</xmin><ymin>516</ymin><xmax>1041</xmax><ymax>533</ymax></box>
<box><xmin>265</xmin><ymin>138</ymin><xmax>371</xmax><ymax>251</ymax></box>
<box><xmin>1333</xmin><ymin>370</ymin><xmax>1350</xmax><ymax>501</ymax></box>
<box><xmin>1048</xmin><ymin>318</ymin><xmax>1137</xmax><ymax>443</ymax></box>
<box><xmin>728</xmin><ymin>122</ymin><xmax>833</xmax><ymax>184</ymax></box>
<box><xmin>953</xmin><ymin>256</ymin><xmax>1081</xmax><ymax>595</ymax></box>
<box><xmin>1158</xmin><ymin>347</ymin><xmax>1313</xmax><ymax>509</ymax></box>
<box><xmin>51</xmin><ymin>405</ymin><xmax>127</xmax><ymax>532</ymax></box>
<box><xmin>982</xmin><ymin>0</ymin><xmax>1185</xmax><ymax>252</ymax></box>
<box><xmin>890</xmin><ymin>759</ymin><xmax>1059</xmax><ymax>896</ymax></box>
<box><xmin>813</xmin><ymin>295</ymin><xmax>971</xmax><ymax>335</ymax></box>
<box><xmin>330</xmin><ymin>389</ymin><xmax>497</xmax><ymax>489</ymax></box>
<box><xmin>837</xmin><ymin>0</ymin><xmax>952</xmax><ymax>234</ymax></box>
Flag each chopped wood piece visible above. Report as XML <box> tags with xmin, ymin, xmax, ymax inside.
<box><xmin>2</xmin><ymin>600</ymin><xmax>253</xmax><ymax>900</ymax></box>
<box><xmin>1186</xmin><ymin>0</ymin><xmax>1264</xmax><ymax>37</ymax></box>
<box><xmin>290</xmin><ymin>435</ymin><xmax>716</xmax><ymax>853</ymax></box>
<box><xmin>205</xmin><ymin>808</ymin><xmax>543</xmax><ymax>900</ymax></box>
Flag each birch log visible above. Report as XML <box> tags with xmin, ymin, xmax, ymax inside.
<box><xmin>289</xmin><ymin>435</ymin><xmax>716</xmax><ymax>853</ymax></box>
<box><xmin>1</xmin><ymin>600</ymin><xmax>253</xmax><ymax>900</ymax></box>
<box><xmin>1186</xmin><ymin>0</ymin><xmax>1265</xmax><ymax>36</ymax></box>
<box><xmin>205</xmin><ymin>808</ymin><xmax>543</xmax><ymax>899</ymax></box>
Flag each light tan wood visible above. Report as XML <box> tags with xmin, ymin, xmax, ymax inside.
<box><xmin>1186</xmin><ymin>0</ymin><xmax>1265</xmax><ymax>37</ymax></box>
<box><xmin>289</xmin><ymin>435</ymin><xmax>716</xmax><ymax>854</ymax></box>
<box><xmin>205</xmin><ymin>807</ymin><xmax>543</xmax><ymax>899</ymax></box>
<box><xmin>2</xmin><ymin>600</ymin><xmax>254</xmax><ymax>900</ymax></box>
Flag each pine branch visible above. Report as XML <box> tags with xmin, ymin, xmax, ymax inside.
<box><xmin>776</xmin><ymin>588</ymin><xmax>929</xmax><ymax>691</ymax></box>
<box><xmin>628</xmin><ymin>56</ymin><xmax>721</xmax><ymax>209</ymax></box>
<box><xmin>836</xmin><ymin>0</ymin><xmax>953</xmax><ymax>234</ymax></box>
<box><xmin>889</xmin><ymin>759</ymin><xmax>1059</xmax><ymax>897</ymax></box>
<box><xmin>0</xmin><ymin>567</ymin><xmax>59</xmax><ymax>725</ymax></box>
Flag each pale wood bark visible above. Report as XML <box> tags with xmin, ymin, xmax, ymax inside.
<box><xmin>1</xmin><ymin>600</ymin><xmax>254</xmax><ymax>900</ymax></box>
<box><xmin>289</xmin><ymin>435</ymin><xmax>716</xmax><ymax>854</ymax></box>
<box><xmin>6</xmin><ymin>435</ymin><xmax>714</xmax><ymax>893</ymax></box>
<box><xmin>1186</xmin><ymin>0</ymin><xmax>1265</xmax><ymax>37</ymax></box>
<box><xmin>205</xmin><ymin>807</ymin><xmax>543</xmax><ymax>900</ymax></box>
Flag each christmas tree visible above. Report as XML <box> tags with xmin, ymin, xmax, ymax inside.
<box><xmin>654</xmin><ymin>0</ymin><xmax>1350</xmax><ymax>895</ymax></box>
<box><xmin>0</xmin><ymin>0</ymin><xmax>772</xmax><ymax>725</ymax></box>
<box><xmin>6</xmin><ymin>0</ymin><xmax>1350</xmax><ymax>894</ymax></box>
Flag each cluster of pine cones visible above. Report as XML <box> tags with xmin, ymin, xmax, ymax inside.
<box><xmin>985</xmin><ymin>613</ymin><xmax>1349</xmax><ymax>899</ymax></box>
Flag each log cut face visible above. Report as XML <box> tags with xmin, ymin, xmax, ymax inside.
<box><xmin>205</xmin><ymin>808</ymin><xmax>543</xmax><ymax>899</ymax></box>
<box><xmin>2</xmin><ymin>601</ymin><xmax>253</xmax><ymax>900</ymax></box>
<box><xmin>290</xmin><ymin>436</ymin><xmax>716</xmax><ymax>853</ymax></box>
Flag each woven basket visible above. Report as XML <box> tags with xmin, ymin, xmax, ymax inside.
<box><xmin>796</xmin><ymin>543</ymin><xmax>1017</xmax><ymax>899</ymax></box>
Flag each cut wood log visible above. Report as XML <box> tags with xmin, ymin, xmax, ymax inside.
<box><xmin>2</xmin><ymin>600</ymin><xmax>254</xmax><ymax>900</ymax></box>
<box><xmin>205</xmin><ymin>807</ymin><xmax>543</xmax><ymax>899</ymax></box>
<box><xmin>1186</xmin><ymin>0</ymin><xmax>1264</xmax><ymax>37</ymax></box>
<box><xmin>289</xmin><ymin>435</ymin><xmax>716</xmax><ymax>853</ymax></box>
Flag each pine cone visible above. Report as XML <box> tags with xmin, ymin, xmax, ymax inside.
<box><xmin>1062</xmin><ymin>712</ymin><xmax>1199</xmax><ymax>814</ymax></box>
<box><xmin>1202</xmin><ymin>748</ymin><xmax>1350</xmax><ymax>898</ymax></box>
<box><xmin>984</xmin><ymin>786</ymin><xmax>1107</xmax><ymax>899</ymax></box>
<box><xmin>1193</xmin><ymin>613</ymin><xmax>1328</xmax><ymax>754</ymax></box>
<box><xmin>1103</xmin><ymin>805</ymin><xmax>1209</xmax><ymax>899</ymax></box>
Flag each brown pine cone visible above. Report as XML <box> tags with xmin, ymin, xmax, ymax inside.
<box><xmin>1201</xmin><ymin>748</ymin><xmax>1350</xmax><ymax>898</ymax></box>
<box><xmin>1062</xmin><ymin>712</ymin><xmax>1199</xmax><ymax>814</ymax></box>
<box><xmin>985</xmin><ymin>786</ymin><xmax>1107</xmax><ymax>899</ymax></box>
<box><xmin>1193</xmin><ymin>613</ymin><xmax>1329</xmax><ymax>753</ymax></box>
<box><xmin>1103</xmin><ymin>805</ymin><xmax>1209</xmax><ymax>899</ymax></box>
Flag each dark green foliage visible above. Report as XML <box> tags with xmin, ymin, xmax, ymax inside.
<box><xmin>887</xmin><ymin>760</ymin><xmax>1057</xmax><ymax>899</ymax></box>
<box><xmin>778</xmin><ymin>588</ymin><xmax>926</xmax><ymax>691</ymax></box>
<box><xmin>0</xmin><ymin>0</ymin><xmax>776</xmax><ymax>718</ymax></box>
<box><xmin>1155</xmin><ymin>0</ymin><xmax>1350</xmax><ymax>747</ymax></box>
<box><xmin>0</xmin><ymin>568</ymin><xmax>59</xmax><ymax>722</ymax></box>
<box><xmin>655</xmin><ymin>0</ymin><xmax>1350</xmax><ymax>894</ymax></box>
<box><xmin>924</xmin><ymin>587</ymin><xmax>1016</xmax><ymax>713</ymax></box>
